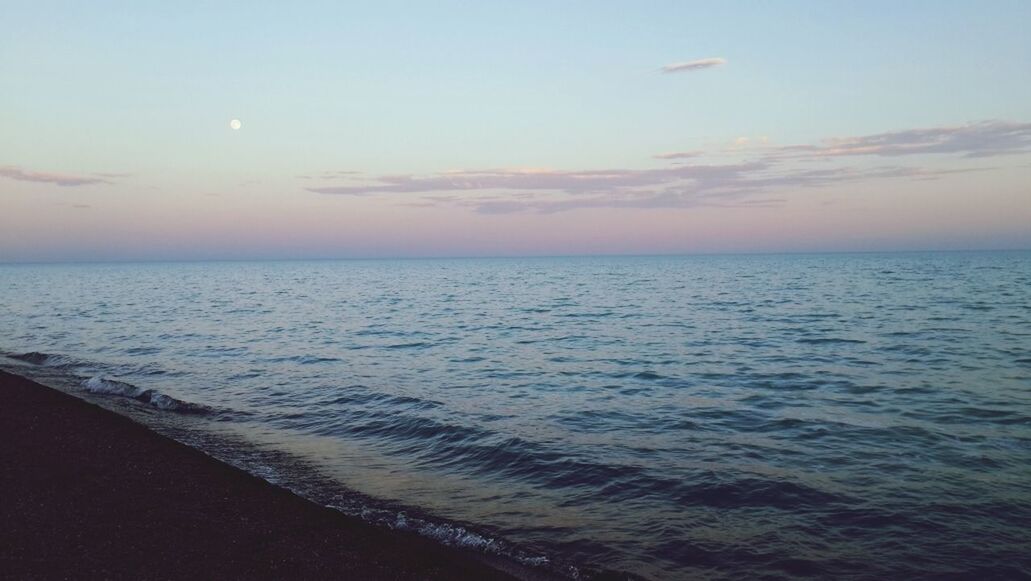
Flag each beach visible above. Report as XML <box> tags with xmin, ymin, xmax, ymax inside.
<box><xmin>0</xmin><ymin>370</ymin><xmax>517</xmax><ymax>580</ymax></box>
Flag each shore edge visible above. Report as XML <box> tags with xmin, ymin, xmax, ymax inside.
<box><xmin>0</xmin><ymin>369</ymin><xmax>525</xmax><ymax>580</ymax></box>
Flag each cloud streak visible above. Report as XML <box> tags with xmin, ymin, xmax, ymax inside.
<box><xmin>0</xmin><ymin>166</ymin><xmax>121</xmax><ymax>187</ymax></box>
<box><xmin>308</xmin><ymin>163</ymin><xmax>979</xmax><ymax>214</ymax></box>
<box><xmin>296</xmin><ymin>170</ymin><xmax>364</xmax><ymax>180</ymax></box>
<box><xmin>308</xmin><ymin>120</ymin><xmax>1027</xmax><ymax>214</ymax></box>
<box><xmin>772</xmin><ymin>120</ymin><xmax>1031</xmax><ymax>159</ymax></box>
<box><xmin>661</xmin><ymin>58</ymin><xmax>726</xmax><ymax>74</ymax></box>
<box><xmin>308</xmin><ymin>163</ymin><xmax>767</xmax><ymax>197</ymax></box>
<box><xmin>653</xmin><ymin>150</ymin><xmax>704</xmax><ymax>160</ymax></box>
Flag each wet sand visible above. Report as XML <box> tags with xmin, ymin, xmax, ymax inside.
<box><xmin>0</xmin><ymin>370</ymin><xmax>515</xmax><ymax>580</ymax></box>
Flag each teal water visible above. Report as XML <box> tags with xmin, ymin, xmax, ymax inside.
<box><xmin>2</xmin><ymin>252</ymin><xmax>1029</xmax><ymax>579</ymax></box>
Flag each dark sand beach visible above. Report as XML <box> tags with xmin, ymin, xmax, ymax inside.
<box><xmin>0</xmin><ymin>370</ymin><xmax>516</xmax><ymax>580</ymax></box>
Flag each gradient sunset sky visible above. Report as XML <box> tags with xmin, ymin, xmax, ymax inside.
<box><xmin>2</xmin><ymin>1</ymin><xmax>1030</xmax><ymax>261</ymax></box>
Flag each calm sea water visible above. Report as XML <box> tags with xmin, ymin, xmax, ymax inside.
<box><xmin>2</xmin><ymin>253</ymin><xmax>1030</xmax><ymax>579</ymax></box>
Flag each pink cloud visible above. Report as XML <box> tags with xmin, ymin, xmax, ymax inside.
<box><xmin>0</xmin><ymin>166</ymin><xmax>121</xmax><ymax>187</ymax></box>
<box><xmin>306</xmin><ymin>120</ymin><xmax>1027</xmax><ymax>213</ymax></box>
<box><xmin>772</xmin><ymin>120</ymin><xmax>1031</xmax><ymax>159</ymax></box>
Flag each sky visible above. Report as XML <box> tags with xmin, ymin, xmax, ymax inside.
<box><xmin>2</xmin><ymin>0</ymin><xmax>1030</xmax><ymax>262</ymax></box>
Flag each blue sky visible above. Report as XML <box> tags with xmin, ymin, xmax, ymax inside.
<box><xmin>2</xmin><ymin>1</ymin><xmax>1030</xmax><ymax>260</ymax></box>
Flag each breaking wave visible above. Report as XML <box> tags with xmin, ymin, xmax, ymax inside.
<box><xmin>5</xmin><ymin>350</ymin><xmax>210</xmax><ymax>415</ymax></box>
<box><xmin>80</xmin><ymin>376</ymin><xmax>211</xmax><ymax>414</ymax></box>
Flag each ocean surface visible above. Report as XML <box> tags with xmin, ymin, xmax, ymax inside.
<box><xmin>2</xmin><ymin>252</ymin><xmax>1030</xmax><ymax>579</ymax></box>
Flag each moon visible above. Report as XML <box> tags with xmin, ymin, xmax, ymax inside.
<box><xmin>229</xmin><ymin>119</ymin><xmax>242</xmax><ymax>130</ymax></box>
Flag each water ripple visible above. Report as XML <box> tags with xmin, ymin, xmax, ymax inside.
<box><xmin>2</xmin><ymin>252</ymin><xmax>1030</xmax><ymax>579</ymax></box>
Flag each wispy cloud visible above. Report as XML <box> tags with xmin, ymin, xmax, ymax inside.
<box><xmin>91</xmin><ymin>172</ymin><xmax>132</xmax><ymax>179</ymax></box>
<box><xmin>661</xmin><ymin>57</ymin><xmax>726</xmax><ymax>74</ymax></box>
<box><xmin>297</xmin><ymin>170</ymin><xmax>365</xmax><ymax>180</ymax></box>
<box><xmin>419</xmin><ymin>167</ymin><xmax>958</xmax><ymax>215</ymax></box>
<box><xmin>653</xmin><ymin>150</ymin><xmax>704</xmax><ymax>160</ymax></box>
<box><xmin>772</xmin><ymin>120</ymin><xmax>1031</xmax><ymax>159</ymax></box>
<box><xmin>308</xmin><ymin>163</ymin><xmax>977</xmax><ymax>214</ymax></box>
<box><xmin>308</xmin><ymin>163</ymin><xmax>766</xmax><ymax>197</ymax></box>
<box><xmin>307</xmin><ymin>120</ymin><xmax>1027</xmax><ymax>214</ymax></box>
<box><xmin>0</xmin><ymin>166</ymin><xmax>121</xmax><ymax>187</ymax></box>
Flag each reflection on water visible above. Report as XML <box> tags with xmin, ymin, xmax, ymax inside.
<box><xmin>2</xmin><ymin>252</ymin><xmax>1030</xmax><ymax>579</ymax></box>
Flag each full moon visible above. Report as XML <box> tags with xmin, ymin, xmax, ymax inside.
<box><xmin>229</xmin><ymin>119</ymin><xmax>242</xmax><ymax>130</ymax></box>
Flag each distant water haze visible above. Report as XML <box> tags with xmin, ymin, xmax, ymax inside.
<box><xmin>2</xmin><ymin>252</ymin><xmax>1029</xmax><ymax>578</ymax></box>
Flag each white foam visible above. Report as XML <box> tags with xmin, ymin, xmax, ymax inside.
<box><xmin>147</xmin><ymin>392</ymin><xmax>180</xmax><ymax>410</ymax></box>
<box><xmin>79</xmin><ymin>376</ymin><xmax>206</xmax><ymax>414</ymax></box>
<box><xmin>416</xmin><ymin>521</ymin><xmax>501</xmax><ymax>552</ymax></box>
<box><xmin>82</xmin><ymin>376</ymin><xmax>143</xmax><ymax>397</ymax></box>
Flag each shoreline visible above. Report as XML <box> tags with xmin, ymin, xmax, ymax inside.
<box><xmin>0</xmin><ymin>369</ymin><xmax>528</xmax><ymax>580</ymax></box>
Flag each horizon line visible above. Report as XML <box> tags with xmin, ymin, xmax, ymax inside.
<box><xmin>2</xmin><ymin>247</ymin><xmax>1029</xmax><ymax>266</ymax></box>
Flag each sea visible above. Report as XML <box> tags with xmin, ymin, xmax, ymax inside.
<box><xmin>2</xmin><ymin>252</ymin><xmax>1029</xmax><ymax>579</ymax></box>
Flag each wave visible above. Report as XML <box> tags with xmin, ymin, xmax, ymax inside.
<box><xmin>3</xmin><ymin>351</ymin><xmax>566</xmax><ymax>577</ymax></box>
<box><xmin>193</xmin><ymin>439</ymin><xmax>566</xmax><ymax>577</ymax></box>
<box><xmin>314</xmin><ymin>406</ymin><xmax>844</xmax><ymax>515</ymax></box>
<box><xmin>796</xmin><ymin>337</ymin><xmax>867</xmax><ymax>345</ymax></box>
<box><xmin>388</xmin><ymin>511</ymin><xmax>503</xmax><ymax>552</ymax></box>
<box><xmin>322</xmin><ymin>502</ymin><xmax>563</xmax><ymax>575</ymax></box>
<box><xmin>8</xmin><ymin>351</ymin><xmax>80</xmax><ymax>368</ymax></box>
<box><xmin>6</xmin><ymin>350</ymin><xmax>211</xmax><ymax>415</ymax></box>
<box><xmin>80</xmin><ymin>376</ymin><xmax>211</xmax><ymax>414</ymax></box>
<box><xmin>265</xmin><ymin>355</ymin><xmax>342</xmax><ymax>364</ymax></box>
